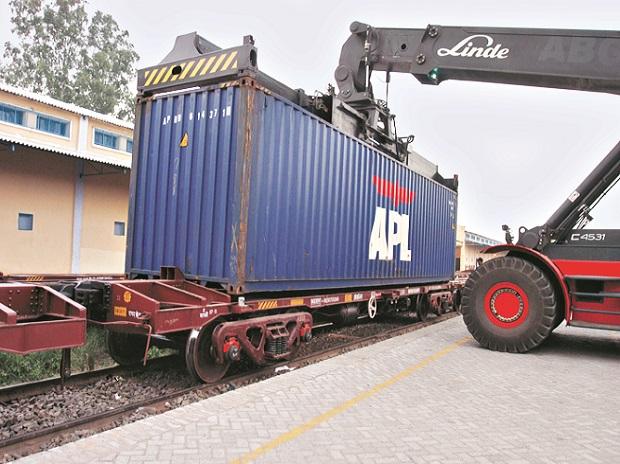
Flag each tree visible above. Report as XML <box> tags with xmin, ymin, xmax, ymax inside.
<box><xmin>1</xmin><ymin>0</ymin><xmax>139</xmax><ymax>120</ymax></box>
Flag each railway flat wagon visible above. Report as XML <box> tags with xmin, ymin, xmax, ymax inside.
<box><xmin>0</xmin><ymin>33</ymin><xmax>459</xmax><ymax>383</ymax></box>
<box><xmin>128</xmin><ymin>77</ymin><xmax>457</xmax><ymax>295</ymax></box>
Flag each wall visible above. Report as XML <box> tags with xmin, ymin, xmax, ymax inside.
<box><xmin>0</xmin><ymin>147</ymin><xmax>130</xmax><ymax>275</ymax></box>
<box><xmin>460</xmin><ymin>243</ymin><xmax>486</xmax><ymax>271</ymax></box>
<box><xmin>0</xmin><ymin>147</ymin><xmax>75</xmax><ymax>273</ymax></box>
<box><xmin>80</xmin><ymin>167</ymin><xmax>130</xmax><ymax>273</ymax></box>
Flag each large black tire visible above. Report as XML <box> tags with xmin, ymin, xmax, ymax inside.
<box><xmin>461</xmin><ymin>256</ymin><xmax>557</xmax><ymax>352</ymax></box>
<box><xmin>551</xmin><ymin>303</ymin><xmax>565</xmax><ymax>330</ymax></box>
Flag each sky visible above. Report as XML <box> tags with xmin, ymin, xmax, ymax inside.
<box><xmin>1</xmin><ymin>0</ymin><xmax>619</xmax><ymax>241</ymax></box>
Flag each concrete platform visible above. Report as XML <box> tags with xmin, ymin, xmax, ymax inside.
<box><xmin>16</xmin><ymin>317</ymin><xmax>620</xmax><ymax>464</ymax></box>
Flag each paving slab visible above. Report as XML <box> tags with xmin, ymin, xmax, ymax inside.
<box><xmin>14</xmin><ymin>316</ymin><xmax>620</xmax><ymax>464</ymax></box>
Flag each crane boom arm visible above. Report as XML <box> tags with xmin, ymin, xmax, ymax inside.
<box><xmin>335</xmin><ymin>22</ymin><xmax>620</xmax><ymax>102</ymax></box>
<box><xmin>335</xmin><ymin>21</ymin><xmax>620</xmax><ymax>250</ymax></box>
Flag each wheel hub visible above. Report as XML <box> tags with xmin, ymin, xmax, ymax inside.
<box><xmin>368</xmin><ymin>294</ymin><xmax>377</xmax><ymax>319</ymax></box>
<box><xmin>484</xmin><ymin>282</ymin><xmax>529</xmax><ymax>328</ymax></box>
<box><xmin>491</xmin><ymin>289</ymin><xmax>523</xmax><ymax>322</ymax></box>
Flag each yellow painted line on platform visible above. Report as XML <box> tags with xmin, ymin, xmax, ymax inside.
<box><xmin>230</xmin><ymin>335</ymin><xmax>470</xmax><ymax>464</ymax></box>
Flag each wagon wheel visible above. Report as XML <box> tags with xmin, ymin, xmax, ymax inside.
<box><xmin>367</xmin><ymin>295</ymin><xmax>378</xmax><ymax>319</ymax></box>
<box><xmin>106</xmin><ymin>331</ymin><xmax>148</xmax><ymax>366</ymax></box>
<box><xmin>185</xmin><ymin>322</ymin><xmax>230</xmax><ymax>384</ymax></box>
<box><xmin>417</xmin><ymin>296</ymin><xmax>430</xmax><ymax>322</ymax></box>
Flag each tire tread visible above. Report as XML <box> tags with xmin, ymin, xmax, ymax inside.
<box><xmin>461</xmin><ymin>256</ymin><xmax>557</xmax><ymax>353</ymax></box>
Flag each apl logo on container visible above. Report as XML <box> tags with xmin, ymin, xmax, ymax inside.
<box><xmin>368</xmin><ymin>176</ymin><xmax>414</xmax><ymax>262</ymax></box>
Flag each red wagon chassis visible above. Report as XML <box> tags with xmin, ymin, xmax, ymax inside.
<box><xmin>105</xmin><ymin>277</ymin><xmax>453</xmax><ymax>341</ymax></box>
<box><xmin>0</xmin><ymin>268</ymin><xmax>458</xmax><ymax>382</ymax></box>
<box><xmin>0</xmin><ymin>284</ymin><xmax>86</xmax><ymax>354</ymax></box>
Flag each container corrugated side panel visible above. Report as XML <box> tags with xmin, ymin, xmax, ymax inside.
<box><xmin>243</xmin><ymin>90</ymin><xmax>457</xmax><ymax>292</ymax></box>
<box><xmin>128</xmin><ymin>87</ymin><xmax>241</xmax><ymax>281</ymax></box>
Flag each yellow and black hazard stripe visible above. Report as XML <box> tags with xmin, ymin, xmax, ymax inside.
<box><xmin>257</xmin><ymin>300</ymin><xmax>279</xmax><ymax>310</ymax></box>
<box><xmin>25</xmin><ymin>275</ymin><xmax>45</xmax><ymax>282</ymax></box>
<box><xmin>141</xmin><ymin>50</ymin><xmax>239</xmax><ymax>89</ymax></box>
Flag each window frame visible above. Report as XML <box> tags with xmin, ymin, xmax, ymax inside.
<box><xmin>93</xmin><ymin>128</ymin><xmax>120</xmax><ymax>151</ymax></box>
<box><xmin>0</xmin><ymin>103</ymin><xmax>27</xmax><ymax>127</ymax></box>
<box><xmin>113</xmin><ymin>221</ymin><xmax>126</xmax><ymax>237</ymax></box>
<box><xmin>18</xmin><ymin>212</ymin><xmax>34</xmax><ymax>231</ymax></box>
<box><xmin>126</xmin><ymin>139</ymin><xmax>133</xmax><ymax>153</ymax></box>
<box><xmin>35</xmin><ymin>113</ymin><xmax>70</xmax><ymax>138</ymax></box>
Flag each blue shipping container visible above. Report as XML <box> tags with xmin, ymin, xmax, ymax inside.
<box><xmin>127</xmin><ymin>81</ymin><xmax>457</xmax><ymax>294</ymax></box>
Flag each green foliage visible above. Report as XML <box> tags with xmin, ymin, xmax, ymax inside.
<box><xmin>1</xmin><ymin>0</ymin><xmax>139</xmax><ymax>120</ymax></box>
<box><xmin>0</xmin><ymin>350</ymin><xmax>61</xmax><ymax>386</ymax></box>
<box><xmin>0</xmin><ymin>326</ymin><xmax>114</xmax><ymax>386</ymax></box>
<box><xmin>0</xmin><ymin>327</ymin><xmax>174</xmax><ymax>386</ymax></box>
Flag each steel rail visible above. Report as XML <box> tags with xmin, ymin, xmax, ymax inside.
<box><xmin>0</xmin><ymin>313</ymin><xmax>458</xmax><ymax>460</ymax></box>
<box><xmin>0</xmin><ymin>355</ymin><xmax>179</xmax><ymax>404</ymax></box>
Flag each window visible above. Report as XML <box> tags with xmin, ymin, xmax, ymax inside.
<box><xmin>126</xmin><ymin>139</ymin><xmax>133</xmax><ymax>153</ymax></box>
<box><xmin>18</xmin><ymin>213</ymin><xmax>33</xmax><ymax>231</ymax></box>
<box><xmin>36</xmin><ymin>114</ymin><xmax>69</xmax><ymax>137</ymax></box>
<box><xmin>114</xmin><ymin>221</ymin><xmax>126</xmax><ymax>236</ymax></box>
<box><xmin>94</xmin><ymin>129</ymin><xmax>119</xmax><ymax>150</ymax></box>
<box><xmin>0</xmin><ymin>104</ymin><xmax>25</xmax><ymax>126</ymax></box>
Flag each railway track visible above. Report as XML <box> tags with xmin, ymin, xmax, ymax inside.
<box><xmin>0</xmin><ymin>312</ymin><xmax>458</xmax><ymax>462</ymax></box>
<box><xmin>0</xmin><ymin>355</ymin><xmax>179</xmax><ymax>404</ymax></box>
